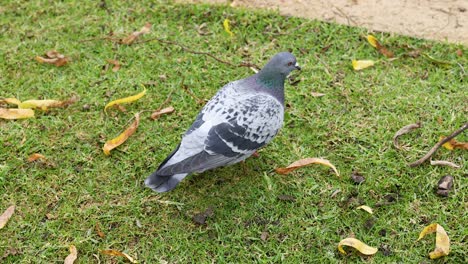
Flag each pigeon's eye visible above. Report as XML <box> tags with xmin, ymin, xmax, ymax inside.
<box><xmin>287</xmin><ymin>62</ymin><xmax>293</xmax><ymax>66</ymax></box>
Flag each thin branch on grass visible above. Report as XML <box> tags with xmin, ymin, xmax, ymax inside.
<box><xmin>136</xmin><ymin>37</ymin><xmax>261</xmax><ymax>70</ymax></box>
<box><xmin>179</xmin><ymin>76</ymin><xmax>205</xmax><ymax>105</ymax></box>
<box><xmin>409</xmin><ymin>122</ymin><xmax>468</xmax><ymax>167</ymax></box>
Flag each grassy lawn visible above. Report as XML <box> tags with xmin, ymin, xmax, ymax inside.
<box><xmin>0</xmin><ymin>0</ymin><xmax>467</xmax><ymax>263</ymax></box>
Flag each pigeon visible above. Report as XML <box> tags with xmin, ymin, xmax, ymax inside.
<box><xmin>145</xmin><ymin>52</ymin><xmax>300</xmax><ymax>192</ymax></box>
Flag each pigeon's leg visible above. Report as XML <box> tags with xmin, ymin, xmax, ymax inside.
<box><xmin>252</xmin><ymin>151</ymin><xmax>260</xmax><ymax>158</ymax></box>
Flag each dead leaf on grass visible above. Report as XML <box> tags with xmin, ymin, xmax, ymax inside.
<box><xmin>367</xmin><ymin>35</ymin><xmax>394</xmax><ymax>58</ymax></box>
<box><xmin>102</xmin><ymin>113</ymin><xmax>140</xmax><ymax>155</ymax></box>
<box><xmin>19</xmin><ymin>96</ymin><xmax>78</xmax><ymax>110</ymax></box>
<box><xmin>27</xmin><ymin>153</ymin><xmax>47</xmax><ymax>162</ymax></box>
<box><xmin>393</xmin><ymin>122</ymin><xmax>421</xmax><ymax>149</ymax></box>
<box><xmin>104</xmin><ymin>88</ymin><xmax>146</xmax><ymax>112</ymax></box>
<box><xmin>430</xmin><ymin>160</ymin><xmax>460</xmax><ymax>169</ymax></box>
<box><xmin>0</xmin><ymin>108</ymin><xmax>34</xmax><ymax>119</ymax></box>
<box><xmin>275</xmin><ymin>157</ymin><xmax>339</xmax><ymax>176</ymax></box>
<box><xmin>192</xmin><ymin>207</ymin><xmax>214</xmax><ymax>225</ymax></box>
<box><xmin>35</xmin><ymin>50</ymin><xmax>70</xmax><ymax>66</ymax></box>
<box><xmin>311</xmin><ymin>92</ymin><xmax>325</xmax><ymax>97</ymax></box>
<box><xmin>436</xmin><ymin>175</ymin><xmax>454</xmax><ymax>197</ymax></box>
<box><xmin>150</xmin><ymin>106</ymin><xmax>174</xmax><ymax>120</ymax></box>
<box><xmin>95</xmin><ymin>223</ymin><xmax>105</xmax><ymax>238</ymax></box>
<box><xmin>106</xmin><ymin>59</ymin><xmax>121</xmax><ymax>72</ymax></box>
<box><xmin>440</xmin><ymin>136</ymin><xmax>468</xmax><ymax>150</ymax></box>
<box><xmin>356</xmin><ymin>205</ymin><xmax>373</xmax><ymax>214</ymax></box>
<box><xmin>101</xmin><ymin>250</ymin><xmax>138</xmax><ymax>263</ymax></box>
<box><xmin>351</xmin><ymin>171</ymin><xmax>365</xmax><ymax>184</ymax></box>
<box><xmin>352</xmin><ymin>60</ymin><xmax>375</xmax><ymax>71</ymax></box>
<box><xmin>64</xmin><ymin>245</ymin><xmax>78</xmax><ymax>264</ymax></box>
<box><xmin>0</xmin><ymin>98</ymin><xmax>21</xmax><ymax>106</ymax></box>
<box><xmin>0</xmin><ymin>205</ymin><xmax>15</xmax><ymax>229</ymax></box>
<box><xmin>121</xmin><ymin>22</ymin><xmax>151</xmax><ymax>45</ymax></box>
<box><xmin>417</xmin><ymin>223</ymin><xmax>450</xmax><ymax>259</ymax></box>
<box><xmin>338</xmin><ymin>237</ymin><xmax>378</xmax><ymax>255</ymax></box>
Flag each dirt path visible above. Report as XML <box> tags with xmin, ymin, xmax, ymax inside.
<box><xmin>180</xmin><ymin>0</ymin><xmax>468</xmax><ymax>45</ymax></box>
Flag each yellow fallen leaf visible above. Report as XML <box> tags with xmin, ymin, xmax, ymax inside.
<box><xmin>0</xmin><ymin>205</ymin><xmax>15</xmax><ymax>229</ymax></box>
<box><xmin>356</xmin><ymin>205</ymin><xmax>373</xmax><ymax>214</ymax></box>
<box><xmin>104</xmin><ymin>88</ymin><xmax>146</xmax><ymax>112</ymax></box>
<box><xmin>338</xmin><ymin>237</ymin><xmax>378</xmax><ymax>255</ymax></box>
<box><xmin>101</xmin><ymin>249</ymin><xmax>138</xmax><ymax>263</ymax></box>
<box><xmin>366</xmin><ymin>35</ymin><xmax>379</xmax><ymax>48</ymax></box>
<box><xmin>122</xmin><ymin>22</ymin><xmax>151</xmax><ymax>45</ymax></box>
<box><xmin>275</xmin><ymin>157</ymin><xmax>339</xmax><ymax>176</ymax></box>
<box><xmin>64</xmin><ymin>245</ymin><xmax>78</xmax><ymax>264</ymax></box>
<box><xmin>35</xmin><ymin>50</ymin><xmax>70</xmax><ymax>67</ymax></box>
<box><xmin>440</xmin><ymin>136</ymin><xmax>468</xmax><ymax>150</ymax></box>
<box><xmin>103</xmin><ymin>113</ymin><xmax>140</xmax><ymax>155</ymax></box>
<box><xmin>27</xmin><ymin>153</ymin><xmax>47</xmax><ymax>162</ymax></box>
<box><xmin>151</xmin><ymin>106</ymin><xmax>175</xmax><ymax>120</ymax></box>
<box><xmin>223</xmin><ymin>19</ymin><xmax>234</xmax><ymax>37</ymax></box>
<box><xmin>0</xmin><ymin>108</ymin><xmax>35</xmax><ymax>119</ymax></box>
<box><xmin>417</xmin><ymin>223</ymin><xmax>450</xmax><ymax>259</ymax></box>
<box><xmin>352</xmin><ymin>60</ymin><xmax>375</xmax><ymax>71</ymax></box>
<box><xmin>0</xmin><ymin>98</ymin><xmax>21</xmax><ymax>106</ymax></box>
<box><xmin>19</xmin><ymin>96</ymin><xmax>78</xmax><ymax>110</ymax></box>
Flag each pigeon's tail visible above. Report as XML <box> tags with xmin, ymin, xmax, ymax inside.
<box><xmin>144</xmin><ymin>172</ymin><xmax>188</xmax><ymax>193</ymax></box>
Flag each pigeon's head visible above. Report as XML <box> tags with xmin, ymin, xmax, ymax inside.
<box><xmin>263</xmin><ymin>52</ymin><xmax>301</xmax><ymax>77</ymax></box>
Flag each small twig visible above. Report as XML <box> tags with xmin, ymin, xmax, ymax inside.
<box><xmin>79</xmin><ymin>36</ymin><xmax>119</xmax><ymax>43</ymax></box>
<box><xmin>409</xmin><ymin>122</ymin><xmax>468</xmax><ymax>167</ymax></box>
<box><xmin>314</xmin><ymin>54</ymin><xmax>332</xmax><ymax>77</ymax></box>
<box><xmin>137</xmin><ymin>37</ymin><xmax>261</xmax><ymax>70</ymax></box>
<box><xmin>180</xmin><ymin>77</ymin><xmax>205</xmax><ymax>105</ymax></box>
<box><xmin>156</xmin><ymin>87</ymin><xmax>176</xmax><ymax>111</ymax></box>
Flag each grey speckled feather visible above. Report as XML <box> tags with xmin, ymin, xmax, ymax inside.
<box><xmin>145</xmin><ymin>52</ymin><xmax>300</xmax><ymax>192</ymax></box>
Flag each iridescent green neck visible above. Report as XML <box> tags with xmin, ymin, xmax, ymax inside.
<box><xmin>256</xmin><ymin>69</ymin><xmax>286</xmax><ymax>89</ymax></box>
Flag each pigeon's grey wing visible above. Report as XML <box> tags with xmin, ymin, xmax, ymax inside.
<box><xmin>155</xmin><ymin>93</ymin><xmax>284</xmax><ymax>175</ymax></box>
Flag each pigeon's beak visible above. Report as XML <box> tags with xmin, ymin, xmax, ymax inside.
<box><xmin>294</xmin><ymin>62</ymin><xmax>301</xmax><ymax>71</ymax></box>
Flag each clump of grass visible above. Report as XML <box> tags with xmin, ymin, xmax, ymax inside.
<box><xmin>0</xmin><ymin>1</ymin><xmax>466</xmax><ymax>262</ymax></box>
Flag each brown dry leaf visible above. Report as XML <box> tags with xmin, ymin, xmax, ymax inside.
<box><xmin>106</xmin><ymin>59</ymin><xmax>121</xmax><ymax>72</ymax></box>
<box><xmin>356</xmin><ymin>205</ymin><xmax>373</xmax><ymax>214</ymax></box>
<box><xmin>101</xmin><ymin>250</ymin><xmax>138</xmax><ymax>263</ymax></box>
<box><xmin>430</xmin><ymin>160</ymin><xmax>460</xmax><ymax>169</ymax></box>
<box><xmin>95</xmin><ymin>223</ymin><xmax>105</xmax><ymax>238</ymax></box>
<box><xmin>19</xmin><ymin>96</ymin><xmax>78</xmax><ymax>110</ymax></box>
<box><xmin>275</xmin><ymin>157</ymin><xmax>339</xmax><ymax>176</ymax></box>
<box><xmin>0</xmin><ymin>108</ymin><xmax>34</xmax><ymax>119</ymax></box>
<box><xmin>441</xmin><ymin>136</ymin><xmax>468</xmax><ymax>150</ymax></box>
<box><xmin>35</xmin><ymin>50</ymin><xmax>70</xmax><ymax>67</ymax></box>
<box><xmin>150</xmin><ymin>106</ymin><xmax>175</xmax><ymax>120</ymax></box>
<box><xmin>417</xmin><ymin>223</ymin><xmax>450</xmax><ymax>259</ymax></box>
<box><xmin>104</xmin><ymin>89</ymin><xmax>146</xmax><ymax>112</ymax></box>
<box><xmin>393</xmin><ymin>122</ymin><xmax>421</xmax><ymax>149</ymax></box>
<box><xmin>122</xmin><ymin>22</ymin><xmax>151</xmax><ymax>45</ymax></box>
<box><xmin>27</xmin><ymin>153</ymin><xmax>46</xmax><ymax>162</ymax></box>
<box><xmin>366</xmin><ymin>35</ymin><xmax>394</xmax><ymax>58</ymax></box>
<box><xmin>64</xmin><ymin>245</ymin><xmax>78</xmax><ymax>264</ymax></box>
<box><xmin>338</xmin><ymin>237</ymin><xmax>378</xmax><ymax>255</ymax></box>
<box><xmin>103</xmin><ymin>113</ymin><xmax>140</xmax><ymax>155</ymax></box>
<box><xmin>0</xmin><ymin>205</ymin><xmax>15</xmax><ymax>229</ymax></box>
<box><xmin>311</xmin><ymin>92</ymin><xmax>325</xmax><ymax>97</ymax></box>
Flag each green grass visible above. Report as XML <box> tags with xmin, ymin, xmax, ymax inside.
<box><xmin>0</xmin><ymin>0</ymin><xmax>467</xmax><ymax>263</ymax></box>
